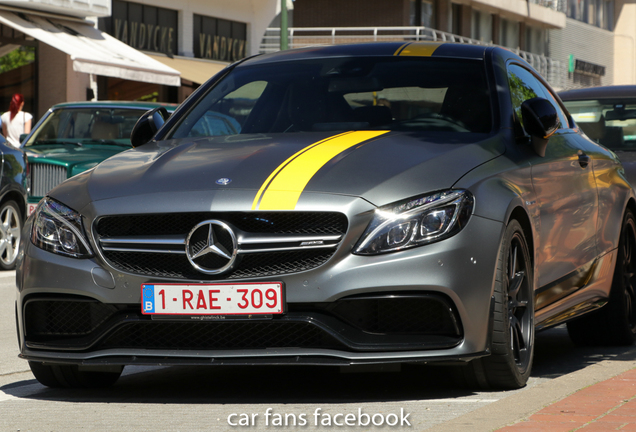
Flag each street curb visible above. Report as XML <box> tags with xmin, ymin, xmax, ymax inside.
<box><xmin>427</xmin><ymin>348</ymin><xmax>636</xmax><ymax>432</ymax></box>
<box><xmin>0</xmin><ymin>271</ymin><xmax>16</xmax><ymax>280</ymax></box>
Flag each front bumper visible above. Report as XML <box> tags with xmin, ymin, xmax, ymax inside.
<box><xmin>16</xmin><ymin>211</ymin><xmax>504</xmax><ymax>365</ymax></box>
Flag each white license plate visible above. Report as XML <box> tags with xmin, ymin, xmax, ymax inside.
<box><xmin>141</xmin><ymin>282</ymin><xmax>284</xmax><ymax>316</ymax></box>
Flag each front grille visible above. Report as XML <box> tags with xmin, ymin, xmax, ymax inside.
<box><xmin>24</xmin><ymin>295</ymin><xmax>463</xmax><ymax>353</ymax></box>
<box><xmin>100</xmin><ymin>321</ymin><xmax>345</xmax><ymax>350</ymax></box>
<box><xmin>105</xmin><ymin>249</ymin><xmax>336</xmax><ymax>280</ymax></box>
<box><xmin>96</xmin><ymin>212</ymin><xmax>348</xmax><ymax>237</ymax></box>
<box><xmin>95</xmin><ymin>212</ymin><xmax>348</xmax><ymax>280</ymax></box>
<box><xmin>326</xmin><ymin>295</ymin><xmax>461</xmax><ymax>335</ymax></box>
<box><xmin>24</xmin><ymin>298</ymin><xmax>121</xmax><ymax>337</ymax></box>
<box><xmin>30</xmin><ymin>163</ymin><xmax>67</xmax><ymax>197</ymax></box>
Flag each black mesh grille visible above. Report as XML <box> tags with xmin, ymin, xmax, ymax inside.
<box><xmin>96</xmin><ymin>212</ymin><xmax>347</xmax><ymax>280</ymax></box>
<box><xmin>102</xmin><ymin>249</ymin><xmax>336</xmax><ymax>280</ymax></box>
<box><xmin>96</xmin><ymin>212</ymin><xmax>348</xmax><ymax>237</ymax></box>
<box><xmin>25</xmin><ymin>299</ymin><xmax>120</xmax><ymax>337</ymax></box>
<box><xmin>100</xmin><ymin>321</ymin><xmax>345</xmax><ymax>350</ymax></box>
<box><xmin>328</xmin><ymin>296</ymin><xmax>460</xmax><ymax>335</ymax></box>
<box><xmin>23</xmin><ymin>296</ymin><xmax>462</xmax><ymax>352</ymax></box>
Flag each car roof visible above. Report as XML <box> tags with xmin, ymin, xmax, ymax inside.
<box><xmin>559</xmin><ymin>85</ymin><xmax>636</xmax><ymax>101</ymax></box>
<box><xmin>49</xmin><ymin>101</ymin><xmax>179</xmax><ymax>111</ymax></box>
<box><xmin>241</xmin><ymin>42</ymin><xmax>492</xmax><ymax>67</ymax></box>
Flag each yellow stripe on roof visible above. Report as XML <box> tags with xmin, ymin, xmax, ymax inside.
<box><xmin>253</xmin><ymin>130</ymin><xmax>389</xmax><ymax>210</ymax></box>
<box><xmin>393</xmin><ymin>43</ymin><xmax>411</xmax><ymax>56</ymax></box>
<box><xmin>397</xmin><ymin>42</ymin><xmax>443</xmax><ymax>57</ymax></box>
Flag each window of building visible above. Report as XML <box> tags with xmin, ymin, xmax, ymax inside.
<box><xmin>193</xmin><ymin>14</ymin><xmax>247</xmax><ymax>62</ymax></box>
<box><xmin>471</xmin><ymin>10</ymin><xmax>492</xmax><ymax>42</ymax></box>
<box><xmin>410</xmin><ymin>0</ymin><xmax>435</xmax><ymax>27</ymax></box>
<box><xmin>602</xmin><ymin>0</ymin><xmax>613</xmax><ymax>30</ymax></box>
<box><xmin>499</xmin><ymin>19</ymin><xmax>519</xmax><ymax>49</ymax></box>
<box><xmin>99</xmin><ymin>0</ymin><xmax>178</xmax><ymax>56</ymax></box>
<box><xmin>451</xmin><ymin>3</ymin><xmax>461</xmax><ymax>35</ymax></box>
<box><xmin>525</xmin><ymin>27</ymin><xmax>545</xmax><ymax>55</ymax></box>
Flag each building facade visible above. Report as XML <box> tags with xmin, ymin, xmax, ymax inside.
<box><xmin>0</xmin><ymin>0</ymin><xmax>279</xmax><ymax>118</ymax></box>
<box><xmin>273</xmin><ymin>0</ymin><xmax>629</xmax><ymax>90</ymax></box>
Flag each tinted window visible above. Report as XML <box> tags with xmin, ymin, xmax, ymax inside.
<box><xmin>170</xmin><ymin>57</ymin><xmax>493</xmax><ymax>138</ymax></box>
<box><xmin>25</xmin><ymin>108</ymin><xmax>148</xmax><ymax>147</ymax></box>
<box><xmin>508</xmin><ymin>64</ymin><xmax>569</xmax><ymax>130</ymax></box>
<box><xmin>564</xmin><ymin>99</ymin><xmax>636</xmax><ymax>150</ymax></box>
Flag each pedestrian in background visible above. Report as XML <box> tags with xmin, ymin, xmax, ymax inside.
<box><xmin>1</xmin><ymin>94</ymin><xmax>32</xmax><ymax>148</ymax></box>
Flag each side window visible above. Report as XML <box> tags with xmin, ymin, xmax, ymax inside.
<box><xmin>507</xmin><ymin>64</ymin><xmax>552</xmax><ymax>130</ymax></box>
<box><xmin>508</xmin><ymin>64</ymin><xmax>570</xmax><ymax>131</ymax></box>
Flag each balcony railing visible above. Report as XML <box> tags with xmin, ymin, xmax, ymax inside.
<box><xmin>260</xmin><ymin>26</ymin><xmax>566</xmax><ymax>90</ymax></box>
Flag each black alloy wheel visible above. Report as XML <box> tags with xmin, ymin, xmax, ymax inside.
<box><xmin>506</xmin><ymin>230</ymin><xmax>533</xmax><ymax>373</ymax></box>
<box><xmin>456</xmin><ymin>219</ymin><xmax>534</xmax><ymax>389</ymax></box>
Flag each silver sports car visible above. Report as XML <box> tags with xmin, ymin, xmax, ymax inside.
<box><xmin>16</xmin><ymin>42</ymin><xmax>636</xmax><ymax>390</ymax></box>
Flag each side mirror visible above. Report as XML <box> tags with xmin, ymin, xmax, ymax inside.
<box><xmin>521</xmin><ymin>98</ymin><xmax>559</xmax><ymax>157</ymax></box>
<box><xmin>130</xmin><ymin>107</ymin><xmax>170</xmax><ymax>148</ymax></box>
<box><xmin>19</xmin><ymin>133</ymin><xmax>27</xmax><ymax>144</ymax></box>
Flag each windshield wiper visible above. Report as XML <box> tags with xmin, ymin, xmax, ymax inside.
<box><xmin>31</xmin><ymin>139</ymin><xmax>83</xmax><ymax>147</ymax></box>
<box><xmin>82</xmin><ymin>139</ymin><xmax>131</xmax><ymax>147</ymax></box>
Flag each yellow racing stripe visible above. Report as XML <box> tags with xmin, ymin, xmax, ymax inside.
<box><xmin>397</xmin><ymin>42</ymin><xmax>442</xmax><ymax>57</ymax></box>
<box><xmin>252</xmin><ymin>130</ymin><xmax>389</xmax><ymax>210</ymax></box>
<box><xmin>393</xmin><ymin>43</ymin><xmax>411</xmax><ymax>56</ymax></box>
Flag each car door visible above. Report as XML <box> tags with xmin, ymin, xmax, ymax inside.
<box><xmin>507</xmin><ymin>64</ymin><xmax>599</xmax><ymax>306</ymax></box>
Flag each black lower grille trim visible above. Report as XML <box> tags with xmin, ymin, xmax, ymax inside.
<box><xmin>23</xmin><ymin>294</ymin><xmax>463</xmax><ymax>352</ymax></box>
<box><xmin>101</xmin><ymin>321</ymin><xmax>345</xmax><ymax>350</ymax></box>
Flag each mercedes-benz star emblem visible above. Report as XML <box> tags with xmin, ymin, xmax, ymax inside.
<box><xmin>185</xmin><ymin>220</ymin><xmax>238</xmax><ymax>275</ymax></box>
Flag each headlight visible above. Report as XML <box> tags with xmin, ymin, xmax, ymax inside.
<box><xmin>31</xmin><ymin>198</ymin><xmax>93</xmax><ymax>258</ymax></box>
<box><xmin>353</xmin><ymin>190</ymin><xmax>474</xmax><ymax>255</ymax></box>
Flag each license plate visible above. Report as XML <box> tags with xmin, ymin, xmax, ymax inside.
<box><xmin>141</xmin><ymin>282</ymin><xmax>284</xmax><ymax>316</ymax></box>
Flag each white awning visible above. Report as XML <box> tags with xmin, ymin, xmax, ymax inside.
<box><xmin>146</xmin><ymin>53</ymin><xmax>228</xmax><ymax>85</ymax></box>
<box><xmin>0</xmin><ymin>10</ymin><xmax>181</xmax><ymax>86</ymax></box>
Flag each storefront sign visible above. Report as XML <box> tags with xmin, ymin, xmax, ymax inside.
<box><xmin>573</xmin><ymin>58</ymin><xmax>606</xmax><ymax>77</ymax></box>
<box><xmin>193</xmin><ymin>14</ymin><xmax>247</xmax><ymax>62</ymax></box>
<box><xmin>99</xmin><ymin>0</ymin><xmax>178</xmax><ymax>56</ymax></box>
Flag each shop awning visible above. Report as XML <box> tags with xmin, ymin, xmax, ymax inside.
<box><xmin>0</xmin><ymin>10</ymin><xmax>180</xmax><ymax>86</ymax></box>
<box><xmin>146</xmin><ymin>54</ymin><xmax>228</xmax><ymax>85</ymax></box>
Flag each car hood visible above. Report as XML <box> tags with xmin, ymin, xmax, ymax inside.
<box><xmin>50</xmin><ymin>131</ymin><xmax>505</xmax><ymax>212</ymax></box>
<box><xmin>25</xmin><ymin>144</ymin><xmax>129</xmax><ymax>176</ymax></box>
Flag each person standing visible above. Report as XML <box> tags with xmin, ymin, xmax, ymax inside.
<box><xmin>1</xmin><ymin>94</ymin><xmax>32</xmax><ymax>148</ymax></box>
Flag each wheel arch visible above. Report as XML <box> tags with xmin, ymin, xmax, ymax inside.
<box><xmin>507</xmin><ymin>206</ymin><xmax>534</xmax><ymax>267</ymax></box>
<box><xmin>0</xmin><ymin>189</ymin><xmax>27</xmax><ymax>220</ymax></box>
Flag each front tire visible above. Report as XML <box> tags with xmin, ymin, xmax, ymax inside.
<box><xmin>457</xmin><ymin>219</ymin><xmax>534</xmax><ymax>389</ymax></box>
<box><xmin>29</xmin><ymin>362</ymin><xmax>123</xmax><ymax>388</ymax></box>
<box><xmin>567</xmin><ymin>209</ymin><xmax>636</xmax><ymax>346</ymax></box>
<box><xmin>0</xmin><ymin>200</ymin><xmax>21</xmax><ymax>270</ymax></box>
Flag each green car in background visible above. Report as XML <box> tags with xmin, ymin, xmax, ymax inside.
<box><xmin>22</xmin><ymin>101</ymin><xmax>177</xmax><ymax>216</ymax></box>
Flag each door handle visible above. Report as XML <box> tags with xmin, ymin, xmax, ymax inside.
<box><xmin>578</xmin><ymin>152</ymin><xmax>590</xmax><ymax>168</ymax></box>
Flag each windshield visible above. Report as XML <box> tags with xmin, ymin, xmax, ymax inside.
<box><xmin>25</xmin><ymin>108</ymin><xmax>149</xmax><ymax>147</ymax></box>
<box><xmin>169</xmin><ymin>57</ymin><xmax>492</xmax><ymax>139</ymax></box>
<box><xmin>563</xmin><ymin>99</ymin><xmax>636</xmax><ymax>151</ymax></box>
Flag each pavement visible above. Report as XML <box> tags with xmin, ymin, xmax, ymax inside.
<box><xmin>430</xmin><ymin>348</ymin><xmax>636</xmax><ymax>432</ymax></box>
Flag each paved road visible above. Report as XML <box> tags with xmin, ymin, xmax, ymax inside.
<box><xmin>2</xmin><ymin>271</ymin><xmax>635</xmax><ymax>431</ymax></box>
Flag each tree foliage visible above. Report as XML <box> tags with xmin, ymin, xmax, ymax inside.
<box><xmin>0</xmin><ymin>46</ymin><xmax>35</xmax><ymax>74</ymax></box>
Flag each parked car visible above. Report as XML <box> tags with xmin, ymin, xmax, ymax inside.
<box><xmin>0</xmin><ymin>134</ymin><xmax>28</xmax><ymax>270</ymax></box>
<box><xmin>21</xmin><ymin>101</ymin><xmax>177</xmax><ymax>216</ymax></box>
<box><xmin>16</xmin><ymin>42</ymin><xmax>636</xmax><ymax>390</ymax></box>
<box><xmin>560</xmin><ymin>85</ymin><xmax>636</xmax><ymax>186</ymax></box>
